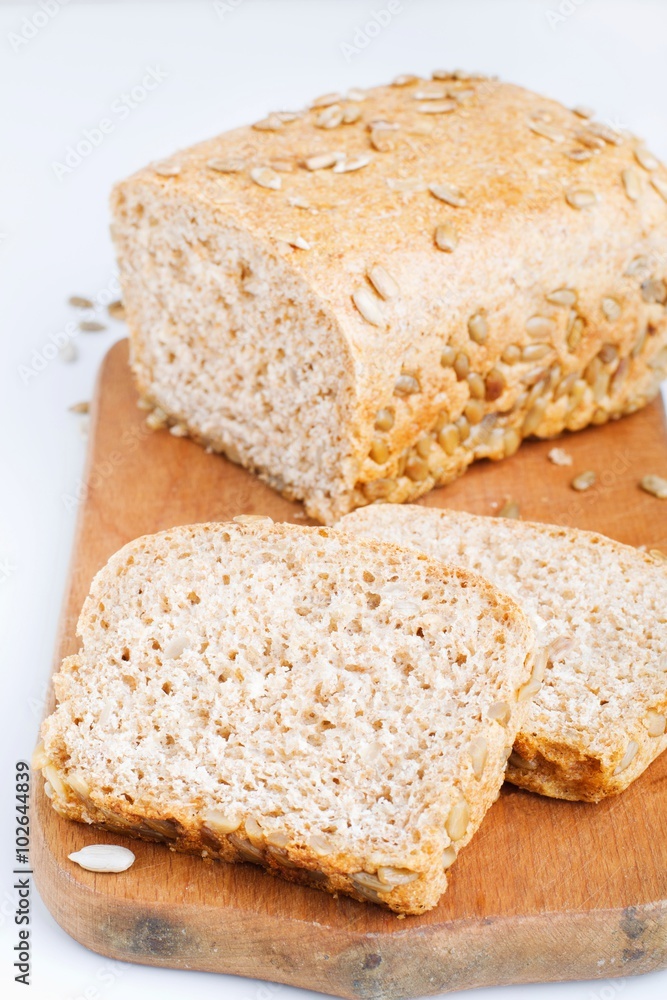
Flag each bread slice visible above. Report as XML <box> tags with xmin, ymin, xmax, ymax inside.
<box><xmin>339</xmin><ymin>505</ymin><xmax>667</xmax><ymax>802</ymax></box>
<box><xmin>111</xmin><ymin>73</ymin><xmax>667</xmax><ymax>524</ymax></box>
<box><xmin>36</xmin><ymin>518</ymin><xmax>534</xmax><ymax>914</ymax></box>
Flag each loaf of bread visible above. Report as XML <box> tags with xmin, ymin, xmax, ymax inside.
<box><xmin>35</xmin><ymin>518</ymin><xmax>535</xmax><ymax>914</ymax></box>
<box><xmin>339</xmin><ymin>504</ymin><xmax>667</xmax><ymax>802</ymax></box>
<box><xmin>111</xmin><ymin>71</ymin><xmax>667</xmax><ymax>523</ymax></box>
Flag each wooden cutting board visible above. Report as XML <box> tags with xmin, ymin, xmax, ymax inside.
<box><xmin>33</xmin><ymin>339</ymin><xmax>667</xmax><ymax>1000</ymax></box>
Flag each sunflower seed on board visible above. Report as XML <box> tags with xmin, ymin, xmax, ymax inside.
<box><xmin>640</xmin><ymin>475</ymin><xmax>667</xmax><ymax>500</ymax></box>
<box><xmin>429</xmin><ymin>183</ymin><xmax>466</xmax><ymax>207</ymax></box>
<box><xmin>352</xmin><ymin>287</ymin><xmax>385</xmax><ymax>327</ymax></box>
<box><xmin>250</xmin><ymin>167</ymin><xmax>281</xmax><ymax>191</ymax></box>
<box><xmin>69</xmin><ymin>844</ymin><xmax>135</xmax><ymax>873</ymax></box>
<box><xmin>571</xmin><ymin>470</ymin><xmax>596</xmax><ymax>491</ymax></box>
<box><xmin>548</xmin><ymin>446</ymin><xmax>572</xmax><ymax>467</ymax></box>
<box><xmin>68</xmin><ymin>295</ymin><xmax>93</xmax><ymax>309</ymax></box>
<box><xmin>79</xmin><ymin>321</ymin><xmax>106</xmax><ymax>333</ymax></box>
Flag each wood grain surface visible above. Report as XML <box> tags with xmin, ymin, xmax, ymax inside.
<box><xmin>32</xmin><ymin>339</ymin><xmax>667</xmax><ymax>1000</ymax></box>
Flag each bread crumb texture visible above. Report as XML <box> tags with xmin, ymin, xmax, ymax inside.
<box><xmin>340</xmin><ymin>506</ymin><xmax>667</xmax><ymax>801</ymax></box>
<box><xmin>111</xmin><ymin>73</ymin><xmax>667</xmax><ymax>522</ymax></box>
<box><xmin>39</xmin><ymin>520</ymin><xmax>534</xmax><ymax>913</ymax></box>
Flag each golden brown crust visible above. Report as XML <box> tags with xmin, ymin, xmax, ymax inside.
<box><xmin>112</xmin><ymin>73</ymin><xmax>667</xmax><ymax>523</ymax></box>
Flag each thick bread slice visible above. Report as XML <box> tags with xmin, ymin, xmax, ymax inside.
<box><xmin>36</xmin><ymin>518</ymin><xmax>534</xmax><ymax>914</ymax></box>
<box><xmin>339</xmin><ymin>505</ymin><xmax>667</xmax><ymax>802</ymax></box>
<box><xmin>111</xmin><ymin>73</ymin><xmax>667</xmax><ymax>523</ymax></box>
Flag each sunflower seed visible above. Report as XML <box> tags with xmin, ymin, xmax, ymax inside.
<box><xmin>571</xmin><ymin>470</ymin><xmax>596</xmax><ymax>491</ymax></box>
<box><xmin>565</xmin><ymin>188</ymin><xmax>598</xmax><ymax>210</ymax></box>
<box><xmin>546</xmin><ymin>288</ymin><xmax>577</xmax><ymax>307</ymax></box>
<box><xmin>59</xmin><ymin>342</ymin><xmax>78</xmax><ymax>363</ymax></box>
<box><xmin>651</xmin><ymin>176</ymin><xmax>667</xmax><ymax>202</ymax></box>
<box><xmin>68</xmin><ymin>295</ymin><xmax>93</xmax><ymax>309</ymax></box>
<box><xmin>614</xmin><ymin>741</ymin><xmax>639</xmax><ymax>774</ymax></box>
<box><xmin>488</xmin><ymin>701</ymin><xmax>511</xmax><ymax>726</ymax></box>
<box><xmin>445</xmin><ymin>796</ymin><xmax>470</xmax><ymax>841</ymax></box>
<box><xmin>347</xmin><ymin>88</ymin><xmax>367</xmax><ymax>102</ymax></box>
<box><xmin>575</xmin><ymin>131</ymin><xmax>606</xmax><ymax>151</ymax></box>
<box><xmin>503</xmin><ymin>428</ymin><xmax>521</xmax><ymax>457</ymax></box>
<box><xmin>601</xmin><ymin>298</ymin><xmax>621</xmax><ymax>322</ymax></box>
<box><xmin>523</xmin><ymin>401</ymin><xmax>546</xmax><ymax>436</ymax></box>
<box><xmin>548</xmin><ymin>446</ymin><xmax>572</xmax><ymax>466</ymax></box>
<box><xmin>405</xmin><ymin>454</ymin><xmax>429</xmax><ymax>481</ymax></box>
<box><xmin>303</xmin><ymin>151</ymin><xmax>338</xmax><ymax>171</ymax></box>
<box><xmin>634</xmin><ymin>147</ymin><xmax>659</xmax><ymax>172</ymax></box>
<box><xmin>153</xmin><ymin>161</ymin><xmax>181</xmax><ymax>177</ymax></box>
<box><xmin>202</xmin><ymin>809</ymin><xmax>241</xmax><ymax>835</ymax></box>
<box><xmin>368</xmin><ymin>264</ymin><xmax>399</xmax><ymax>300</ymax></box>
<box><xmin>438</xmin><ymin>424</ymin><xmax>459</xmax><ymax>455</ymax></box>
<box><xmin>377</xmin><ymin>865</ymin><xmax>418</xmax><ymax>886</ymax></box>
<box><xmin>640</xmin><ymin>474</ymin><xmax>667</xmax><ymax>499</ymax></box>
<box><xmin>342</xmin><ymin>105</ymin><xmax>361</xmax><ymax>124</ymax></box>
<box><xmin>434</xmin><ymin>222</ymin><xmax>459</xmax><ymax>252</ymax></box>
<box><xmin>467</xmin><ymin>372</ymin><xmax>485</xmax><ymax>399</ymax></box>
<box><xmin>508</xmin><ymin>751</ymin><xmax>538</xmax><ymax>771</ymax></box>
<box><xmin>315</xmin><ymin>105</ymin><xmax>344</xmax><ymax>129</ymax></box>
<box><xmin>79</xmin><ymin>321</ymin><xmax>106</xmax><ymax>333</ymax></box>
<box><xmin>625</xmin><ymin>255</ymin><xmax>651</xmax><ymax>277</ymax></box>
<box><xmin>622</xmin><ymin>168</ymin><xmax>641</xmax><ymax>201</ymax></box>
<box><xmin>68</xmin><ymin>401</ymin><xmax>89</xmax><ymax>414</ymax></box>
<box><xmin>572</xmin><ymin>105</ymin><xmax>594</xmax><ymax>119</ymax></box>
<box><xmin>417</xmin><ymin>100</ymin><xmax>457</xmax><ymax>115</ymax></box>
<box><xmin>207</xmin><ymin>157</ymin><xmax>244</xmax><ymax>173</ymax></box>
<box><xmin>464</xmin><ymin>399</ymin><xmax>485</xmax><ymax>425</ymax></box>
<box><xmin>567</xmin><ymin>314</ymin><xmax>585</xmax><ymax>350</ymax></box>
<box><xmin>525</xmin><ymin>315</ymin><xmax>555</xmax><ymax>340</ymax></box>
<box><xmin>413</xmin><ymin>88</ymin><xmax>448</xmax><ymax>100</ymax></box>
<box><xmin>374</xmin><ymin>407</ymin><xmax>395</xmax><ymax>431</ymax></box>
<box><xmin>352</xmin><ymin>287</ymin><xmax>385</xmax><ymax>327</ymax></box>
<box><xmin>369</xmin><ymin>439</ymin><xmax>390</xmax><ymax>464</ymax></box>
<box><xmin>310</xmin><ymin>92</ymin><xmax>343</xmax><ymax>109</ymax></box>
<box><xmin>333</xmin><ymin>154</ymin><xmax>372</xmax><ymax>173</ymax></box>
<box><xmin>394</xmin><ymin>374</ymin><xmax>421</xmax><ymax>396</ymax></box>
<box><xmin>598</xmin><ymin>343</ymin><xmax>618</xmax><ymax>364</ymax></box>
<box><xmin>108</xmin><ymin>300</ymin><xmax>125</xmax><ymax>320</ymax></box>
<box><xmin>69</xmin><ymin>844</ymin><xmax>135</xmax><ymax>873</ymax></box>
<box><xmin>453</xmin><ymin>351</ymin><xmax>470</xmax><ymax>380</ymax></box>
<box><xmin>641</xmin><ymin>278</ymin><xmax>667</xmax><ymax>304</ymax></box>
<box><xmin>468</xmin><ymin>737</ymin><xmax>488</xmax><ymax>779</ymax></box>
<box><xmin>252</xmin><ymin>114</ymin><xmax>283</xmax><ymax>132</ymax></box>
<box><xmin>442</xmin><ymin>845</ymin><xmax>457</xmax><ymax>869</ymax></box>
<box><xmin>392</xmin><ymin>74</ymin><xmax>419</xmax><ymax>87</ymax></box>
<box><xmin>350</xmin><ymin>871</ymin><xmax>392</xmax><ymax>894</ymax></box>
<box><xmin>501</xmin><ymin>344</ymin><xmax>521</xmax><ymax>364</ymax></box>
<box><xmin>643</xmin><ymin>712</ymin><xmax>667</xmax><ymax>737</ymax></box>
<box><xmin>522</xmin><ymin>343</ymin><xmax>551</xmax><ymax>362</ymax></box>
<box><xmin>468</xmin><ymin>312</ymin><xmax>488</xmax><ymax>344</ymax></box>
<box><xmin>587</xmin><ymin>121</ymin><xmax>623</xmax><ymax>145</ymax></box>
<box><xmin>485</xmin><ymin>368</ymin><xmax>505</xmax><ymax>400</ymax></box>
<box><xmin>250</xmin><ymin>167</ymin><xmax>281</xmax><ymax>191</ymax></box>
<box><xmin>527</xmin><ymin>120</ymin><xmax>564</xmax><ymax>142</ymax></box>
<box><xmin>566</xmin><ymin>147</ymin><xmax>596</xmax><ymax>162</ymax></box>
<box><xmin>429</xmin><ymin>183</ymin><xmax>466</xmax><ymax>207</ymax></box>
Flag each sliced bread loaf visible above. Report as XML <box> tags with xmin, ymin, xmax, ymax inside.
<box><xmin>36</xmin><ymin>518</ymin><xmax>534</xmax><ymax>914</ymax></box>
<box><xmin>339</xmin><ymin>505</ymin><xmax>667</xmax><ymax>802</ymax></box>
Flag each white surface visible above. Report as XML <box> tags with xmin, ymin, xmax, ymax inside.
<box><xmin>1</xmin><ymin>1</ymin><xmax>666</xmax><ymax>998</ymax></box>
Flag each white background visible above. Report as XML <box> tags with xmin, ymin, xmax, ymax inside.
<box><xmin>1</xmin><ymin>1</ymin><xmax>666</xmax><ymax>998</ymax></box>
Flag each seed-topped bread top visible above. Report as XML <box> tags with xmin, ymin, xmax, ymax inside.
<box><xmin>39</xmin><ymin>518</ymin><xmax>534</xmax><ymax>912</ymax></box>
<box><xmin>339</xmin><ymin>505</ymin><xmax>667</xmax><ymax>800</ymax></box>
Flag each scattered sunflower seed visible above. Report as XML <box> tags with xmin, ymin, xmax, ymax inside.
<box><xmin>68</xmin><ymin>295</ymin><xmax>93</xmax><ymax>309</ymax></box>
<box><xmin>497</xmin><ymin>500</ymin><xmax>520</xmax><ymax>519</ymax></box>
<box><xmin>68</xmin><ymin>401</ymin><xmax>89</xmax><ymax>414</ymax></box>
<box><xmin>548</xmin><ymin>446</ymin><xmax>573</xmax><ymax>467</ymax></box>
<box><xmin>571</xmin><ymin>470</ymin><xmax>596</xmax><ymax>491</ymax></box>
<box><xmin>59</xmin><ymin>342</ymin><xmax>78</xmax><ymax>363</ymax></box>
<box><xmin>640</xmin><ymin>475</ymin><xmax>667</xmax><ymax>500</ymax></box>
<box><xmin>69</xmin><ymin>844</ymin><xmax>135</xmax><ymax>873</ymax></box>
<box><xmin>79</xmin><ymin>321</ymin><xmax>106</xmax><ymax>333</ymax></box>
<box><xmin>107</xmin><ymin>300</ymin><xmax>125</xmax><ymax>321</ymax></box>
<box><xmin>368</xmin><ymin>264</ymin><xmax>399</xmax><ymax>300</ymax></box>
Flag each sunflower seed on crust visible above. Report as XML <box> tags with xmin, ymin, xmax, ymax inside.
<box><xmin>333</xmin><ymin>154</ymin><xmax>372</xmax><ymax>174</ymax></box>
<box><xmin>429</xmin><ymin>183</ymin><xmax>466</xmax><ymax>207</ymax></box>
<box><xmin>434</xmin><ymin>222</ymin><xmax>459</xmax><ymax>252</ymax></box>
<box><xmin>368</xmin><ymin>265</ymin><xmax>399</xmax><ymax>300</ymax></box>
<box><xmin>250</xmin><ymin>167</ymin><xmax>281</xmax><ymax>191</ymax></box>
<box><xmin>352</xmin><ymin>287</ymin><xmax>385</xmax><ymax>327</ymax></box>
<box><xmin>565</xmin><ymin>188</ymin><xmax>598</xmax><ymax>210</ymax></box>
